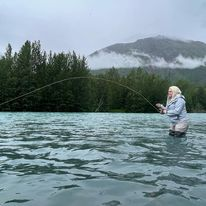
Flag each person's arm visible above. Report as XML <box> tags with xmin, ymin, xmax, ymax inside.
<box><xmin>166</xmin><ymin>98</ymin><xmax>185</xmax><ymax>116</ymax></box>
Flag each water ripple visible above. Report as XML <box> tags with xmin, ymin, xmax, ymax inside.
<box><xmin>0</xmin><ymin>113</ymin><xmax>206</xmax><ymax>205</ymax></box>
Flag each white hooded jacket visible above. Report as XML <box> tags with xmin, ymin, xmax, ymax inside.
<box><xmin>166</xmin><ymin>94</ymin><xmax>188</xmax><ymax>124</ymax></box>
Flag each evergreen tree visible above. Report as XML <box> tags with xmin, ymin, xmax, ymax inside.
<box><xmin>9</xmin><ymin>41</ymin><xmax>35</xmax><ymax>110</ymax></box>
<box><xmin>0</xmin><ymin>44</ymin><xmax>13</xmax><ymax>107</ymax></box>
<box><xmin>103</xmin><ymin>68</ymin><xmax>124</xmax><ymax>112</ymax></box>
<box><xmin>69</xmin><ymin>52</ymin><xmax>90</xmax><ymax>111</ymax></box>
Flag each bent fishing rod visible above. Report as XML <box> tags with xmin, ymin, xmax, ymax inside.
<box><xmin>0</xmin><ymin>76</ymin><xmax>159</xmax><ymax>112</ymax></box>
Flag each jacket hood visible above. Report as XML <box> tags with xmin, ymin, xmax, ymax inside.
<box><xmin>167</xmin><ymin>94</ymin><xmax>185</xmax><ymax>106</ymax></box>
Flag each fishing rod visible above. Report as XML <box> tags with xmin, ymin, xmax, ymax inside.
<box><xmin>0</xmin><ymin>76</ymin><xmax>159</xmax><ymax>112</ymax></box>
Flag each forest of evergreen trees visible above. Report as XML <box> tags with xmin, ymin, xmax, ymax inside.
<box><xmin>0</xmin><ymin>41</ymin><xmax>206</xmax><ymax>112</ymax></box>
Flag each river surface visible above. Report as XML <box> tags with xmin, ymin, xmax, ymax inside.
<box><xmin>0</xmin><ymin>112</ymin><xmax>206</xmax><ymax>206</ymax></box>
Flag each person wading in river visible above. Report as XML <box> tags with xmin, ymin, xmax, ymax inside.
<box><xmin>156</xmin><ymin>86</ymin><xmax>189</xmax><ymax>137</ymax></box>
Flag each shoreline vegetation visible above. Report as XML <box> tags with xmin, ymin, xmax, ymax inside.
<box><xmin>0</xmin><ymin>41</ymin><xmax>206</xmax><ymax>113</ymax></box>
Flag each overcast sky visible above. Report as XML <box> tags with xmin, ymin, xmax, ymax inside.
<box><xmin>1</xmin><ymin>0</ymin><xmax>206</xmax><ymax>57</ymax></box>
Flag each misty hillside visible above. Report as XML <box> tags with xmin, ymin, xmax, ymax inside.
<box><xmin>91</xmin><ymin>66</ymin><xmax>206</xmax><ymax>85</ymax></box>
<box><xmin>87</xmin><ymin>36</ymin><xmax>206</xmax><ymax>69</ymax></box>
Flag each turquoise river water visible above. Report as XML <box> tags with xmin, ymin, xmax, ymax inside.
<box><xmin>0</xmin><ymin>112</ymin><xmax>206</xmax><ymax>206</ymax></box>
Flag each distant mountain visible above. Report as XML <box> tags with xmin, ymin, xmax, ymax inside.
<box><xmin>87</xmin><ymin>36</ymin><xmax>206</xmax><ymax>69</ymax></box>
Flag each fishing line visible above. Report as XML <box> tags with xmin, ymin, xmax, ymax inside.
<box><xmin>0</xmin><ymin>76</ymin><xmax>159</xmax><ymax>112</ymax></box>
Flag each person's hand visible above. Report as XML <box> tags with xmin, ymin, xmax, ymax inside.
<box><xmin>156</xmin><ymin>103</ymin><xmax>166</xmax><ymax>114</ymax></box>
<box><xmin>159</xmin><ymin>108</ymin><xmax>166</xmax><ymax>114</ymax></box>
<box><xmin>156</xmin><ymin>103</ymin><xmax>162</xmax><ymax>108</ymax></box>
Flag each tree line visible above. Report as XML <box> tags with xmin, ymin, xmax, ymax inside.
<box><xmin>0</xmin><ymin>41</ymin><xmax>205</xmax><ymax>112</ymax></box>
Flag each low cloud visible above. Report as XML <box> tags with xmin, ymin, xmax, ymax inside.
<box><xmin>87</xmin><ymin>51</ymin><xmax>142</xmax><ymax>69</ymax></box>
<box><xmin>87</xmin><ymin>51</ymin><xmax>206</xmax><ymax>69</ymax></box>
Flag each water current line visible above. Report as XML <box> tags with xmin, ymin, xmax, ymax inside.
<box><xmin>0</xmin><ymin>76</ymin><xmax>159</xmax><ymax>112</ymax></box>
